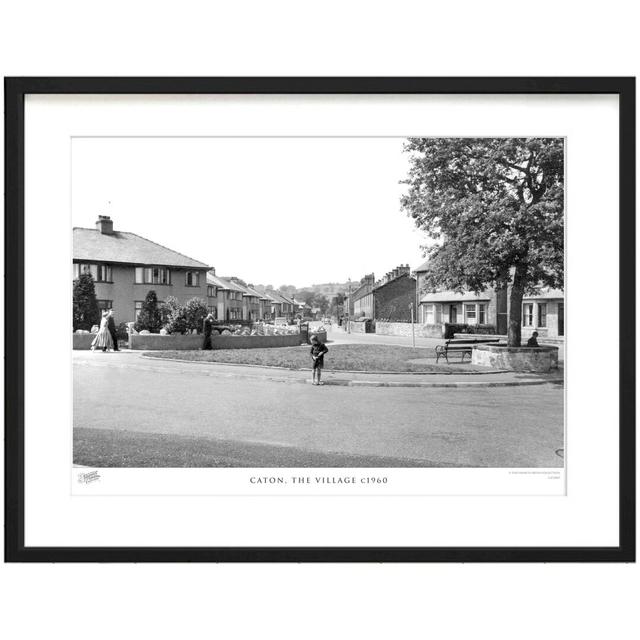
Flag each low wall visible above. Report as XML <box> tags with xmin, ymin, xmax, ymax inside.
<box><xmin>310</xmin><ymin>330</ymin><xmax>328</xmax><ymax>343</ymax></box>
<box><xmin>346</xmin><ymin>321</ymin><xmax>367</xmax><ymax>334</ymax></box>
<box><xmin>472</xmin><ymin>344</ymin><xmax>559</xmax><ymax>372</ymax></box>
<box><xmin>454</xmin><ymin>332</ymin><xmax>564</xmax><ymax>345</ymax></box>
<box><xmin>376</xmin><ymin>322</ymin><xmax>443</xmax><ymax>338</ymax></box>
<box><xmin>73</xmin><ymin>333</ymin><xmax>96</xmax><ymax>350</ymax></box>
<box><xmin>75</xmin><ymin>330</ymin><xmax>327</xmax><ymax>351</ymax></box>
<box><xmin>129</xmin><ymin>331</ymin><xmax>326</xmax><ymax>351</ymax></box>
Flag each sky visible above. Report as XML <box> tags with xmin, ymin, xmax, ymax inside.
<box><xmin>71</xmin><ymin>137</ymin><xmax>429</xmax><ymax>288</ymax></box>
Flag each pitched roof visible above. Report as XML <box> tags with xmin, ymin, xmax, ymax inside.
<box><xmin>420</xmin><ymin>290</ymin><xmax>492</xmax><ymax>303</ymax></box>
<box><xmin>220</xmin><ymin>277</ymin><xmax>252</xmax><ymax>294</ymax></box>
<box><xmin>414</xmin><ymin>260</ymin><xmax>430</xmax><ymax>273</ymax></box>
<box><xmin>73</xmin><ymin>227</ymin><xmax>209</xmax><ymax>269</ymax></box>
<box><xmin>229</xmin><ymin>281</ymin><xmax>263</xmax><ymax>299</ymax></box>
<box><xmin>374</xmin><ymin>272</ymin><xmax>416</xmax><ymax>290</ymax></box>
<box><xmin>265</xmin><ymin>291</ymin><xmax>291</xmax><ymax>305</ymax></box>
<box><xmin>524</xmin><ymin>288</ymin><xmax>564</xmax><ymax>300</ymax></box>
<box><xmin>206</xmin><ymin>273</ymin><xmax>233</xmax><ymax>290</ymax></box>
<box><xmin>262</xmin><ymin>291</ymin><xmax>282</xmax><ymax>305</ymax></box>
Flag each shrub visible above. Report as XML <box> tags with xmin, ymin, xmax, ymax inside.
<box><xmin>467</xmin><ymin>324</ymin><xmax>496</xmax><ymax>335</ymax></box>
<box><xmin>162</xmin><ymin>296</ymin><xmax>188</xmax><ymax>334</ymax></box>
<box><xmin>134</xmin><ymin>290</ymin><xmax>163</xmax><ymax>333</ymax></box>
<box><xmin>73</xmin><ymin>272</ymin><xmax>101</xmax><ymax>331</ymax></box>
<box><xmin>116</xmin><ymin>322</ymin><xmax>130</xmax><ymax>342</ymax></box>
<box><xmin>183</xmin><ymin>297</ymin><xmax>208</xmax><ymax>334</ymax></box>
<box><xmin>444</xmin><ymin>323</ymin><xmax>497</xmax><ymax>338</ymax></box>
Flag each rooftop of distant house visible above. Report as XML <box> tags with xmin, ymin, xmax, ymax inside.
<box><xmin>73</xmin><ymin>216</ymin><xmax>210</xmax><ymax>269</ymax></box>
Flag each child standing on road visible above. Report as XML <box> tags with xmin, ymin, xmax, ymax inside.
<box><xmin>310</xmin><ymin>335</ymin><xmax>329</xmax><ymax>386</ymax></box>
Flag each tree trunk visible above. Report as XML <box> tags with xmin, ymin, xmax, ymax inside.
<box><xmin>507</xmin><ymin>266</ymin><xmax>526</xmax><ymax>347</ymax></box>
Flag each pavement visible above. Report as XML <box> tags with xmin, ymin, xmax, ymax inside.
<box><xmin>73</xmin><ymin>350</ymin><xmax>565</xmax><ymax>467</ymax></box>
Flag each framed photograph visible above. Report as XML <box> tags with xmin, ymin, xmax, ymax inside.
<box><xmin>4</xmin><ymin>77</ymin><xmax>635</xmax><ymax>562</ymax></box>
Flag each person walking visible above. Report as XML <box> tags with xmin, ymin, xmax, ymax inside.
<box><xmin>107</xmin><ymin>309</ymin><xmax>119</xmax><ymax>352</ymax></box>
<box><xmin>310</xmin><ymin>334</ymin><xmax>329</xmax><ymax>385</ymax></box>
<box><xmin>91</xmin><ymin>310</ymin><xmax>114</xmax><ymax>352</ymax></box>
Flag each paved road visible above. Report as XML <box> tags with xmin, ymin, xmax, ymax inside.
<box><xmin>74</xmin><ymin>352</ymin><xmax>564</xmax><ymax>467</ymax></box>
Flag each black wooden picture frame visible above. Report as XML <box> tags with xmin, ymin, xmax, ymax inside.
<box><xmin>4</xmin><ymin>77</ymin><xmax>635</xmax><ymax>562</ymax></box>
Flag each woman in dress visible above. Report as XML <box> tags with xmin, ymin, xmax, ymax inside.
<box><xmin>91</xmin><ymin>310</ymin><xmax>114</xmax><ymax>352</ymax></box>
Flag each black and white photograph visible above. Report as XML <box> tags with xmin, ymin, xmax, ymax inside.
<box><xmin>72</xmin><ymin>136</ymin><xmax>565</xmax><ymax>472</ymax></box>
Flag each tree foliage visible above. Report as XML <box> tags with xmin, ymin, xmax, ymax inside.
<box><xmin>299</xmin><ymin>291</ymin><xmax>330</xmax><ymax>315</ymax></box>
<box><xmin>134</xmin><ymin>290</ymin><xmax>163</xmax><ymax>333</ymax></box>
<box><xmin>73</xmin><ymin>271</ymin><xmax>101</xmax><ymax>331</ymax></box>
<box><xmin>401</xmin><ymin>137</ymin><xmax>564</xmax><ymax>345</ymax></box>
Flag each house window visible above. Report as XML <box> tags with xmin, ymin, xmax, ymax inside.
<box><xmin>207</xmin><ymin>285</ymin><xmax>217</xmax><ymax>297</ymax></box>
<box><xmin>523</xmin><ymin>303</ymin><xmax>534</xmax><ymax>327</ymax></box>
<box><xmin>424</xmin><ymin>304</ymin><xmax>435</xmax><ymax>324</ymax></box>
<box><xmin>135</xmin><ymin>301</ymin><xmax>144</xmax><ymax>319</ymax></box>
<box><xmin>74</xmin><ymin>263</ymin><xmax>113</xmax><ymax>282</ymax></box>
<box><xmin>207</xmin><ymin>306</ymin><xmax>217</xmax><ymax>318</ymax></box>
<box><xmin>538</xmin><ymin>303</ymin><xmax>547</xmax><ymax>327</ymax></box>
<box><xmin>96</xmin><ymin>264</ymin><xmax>112</xmax><ymax>282</ymax></box>
<box><xmin>478</xmin><ymin>303</ymin><xmax>486</xmax><ymax>325</ymax></box>
<box><xmin>97</xmin><ymin>299</ymin><xmax>113</xmax><ymax>310</ymax></box>
<box><xmin>464</xmin><ymin>304</ymin><xmax>477</xmax><ymax>324</ymax></box>
<box><xmin>135</xmin><ymin>266</ymin><xmax>171</xmax><ymax>285</ymax></box>
<box><xmin>186</xmin><ymin>271</ymin><xmax>200</xmax><ymax>287</ymax></box>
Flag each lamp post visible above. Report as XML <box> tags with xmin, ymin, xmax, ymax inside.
<box><xmin>347</xmin><ymin>278</ymin><xmax>352</xmax><ymax>334</ymax></box>
<box><xmin>410</xmin><ymin>302</ymin><xmax>416</xmax><ymax>347</ymax></box>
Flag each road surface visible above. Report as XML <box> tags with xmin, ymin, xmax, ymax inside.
<box><xmin>73</xmin><ymin>352</ymin><xmax>564</xmax><ymax>467</ymax></box>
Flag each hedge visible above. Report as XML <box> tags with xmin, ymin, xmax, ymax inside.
<box><xmin>443</xmin><ymin>323</ymin><xmax>497</xmax><ymax>339</ymax></box>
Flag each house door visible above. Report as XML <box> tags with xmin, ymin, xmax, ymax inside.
<box><xmin>558</xmin><ymin>302</ymin><xmax>564</xmax><ymax>336</ymax></box>
<box><xmin>449</xmin><ymin>305</ymin><xmax>458</xmax><ymax>323</ymax></box>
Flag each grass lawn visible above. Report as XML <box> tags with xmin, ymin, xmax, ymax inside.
<box><xmin>143</xmin><ymin>343</ymin><xmax>479</xmax><ymax>372</ymax></box>
<box><xmin>74</xmin><ymin>427</ymin><xmax>458</xmax><ymax>467</ymax></box>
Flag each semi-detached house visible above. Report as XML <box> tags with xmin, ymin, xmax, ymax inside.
<box><xmin>73</xmin><ymin>216</ymin><xmax>210</xmax><ymax>323</ymax></box>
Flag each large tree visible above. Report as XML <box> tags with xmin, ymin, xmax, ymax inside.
<box><xmin>73</xmin><ymin>271</ymin><xmax>101</xmax><ymax>331</ymax></box>
<box><xmin>401</xmin><ymin>137</ymin><xmax>564</xmax><ymax>346</ymax></box>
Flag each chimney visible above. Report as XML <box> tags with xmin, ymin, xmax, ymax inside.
<box><xmin>95</xmin><ymin>215</ymin><xmax>114</xmax><ymax>235</ymax></box>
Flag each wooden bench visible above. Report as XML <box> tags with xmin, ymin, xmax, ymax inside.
<box><xmin>435</xmin><ymin>338</ymin><xmax>501</xmax><ymax>363</ymax></box>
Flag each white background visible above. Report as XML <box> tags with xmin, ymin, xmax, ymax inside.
<box><xmin>28</xmin><ymin>94</ymin><xmax>609</xmax><ymax>547</ymax></box>
<box><xmin>1</xmin><ymin>1</ymin><xmax>638</xmax><ymax>639</ymax></box>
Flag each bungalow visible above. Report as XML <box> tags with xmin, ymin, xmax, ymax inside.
<box><xmin>73</xmin><ymin>216</ymin><xmax>210</xmax><ymax>323</ymax></box>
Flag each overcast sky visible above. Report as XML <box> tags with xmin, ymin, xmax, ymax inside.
<box><xmin>71</xmin><ymin>137</ymin><xmax>427</xmax><ymax>288</ymax></box>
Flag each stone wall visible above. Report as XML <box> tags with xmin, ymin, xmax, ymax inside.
<box><xmin>376</xmin><ymin>322</ymin><xmax>443</xmax><ymax>338</ymax></box>
<box><xmin>472</xmin><ymin>344</ymin><xmax>559</xmax><ymax>372</ymax></box>
<box><xmin>346</xmin><ymin>321</ymin><xmax>367</xmax><ymax>334</ymax></box>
